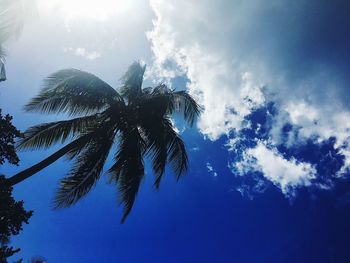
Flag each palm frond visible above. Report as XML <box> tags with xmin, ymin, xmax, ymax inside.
<box><xmin>17</xmin><ymin>114</ymin><xmax>100</xmax><ymax>150</ymax></box>
<box><xmin>119</xmin><ymin>62</ymin><xmax>146</xmax><ymax>101</ymax></box>
<box><xmin>139</xmin><ymin>84</ymin><xmax>175</xmax><ymax>119</ymax></box>
<box><xmin>139</xmin><ymin>87</ymin><xmax>201</xmax><ymax>126</ymax></box>
<box><xmin>108</xmin><ymin>127</ymin><xmax>145</xmax><ymax>223</ymax></box>
<box><xmin>140</xmin><ymin>120</ymin><xmax>167</xmax><ymax>188</ymax></box>
<box><xmin>64</xmin><ymin>107</ymin><xmax>125</xmax><ymax>161</ymax></box>
<box><xmin>150</xmin><ymin>141</ymin><xmax>167</xmax><ymax>188</ymax></box>
<box><xmin>172</xmin><ymin>91</ymin><xmax>201</xmax><ymax>126</ymax></box>
<box><xmin>0</xmin><ymin>0</ymin><xmax>23</xmax><ymax>43</ymax></box>
<box><xmin>141</xmin><ymin>117</ymin><xmax>188</xmax><ymax>188</ymax></box>
<box><xmin>53</xmin><ymin>130</ymin><xmax>116</xmax><ymax>209</ymax></box>
<box><xmin>159</xmin><ymin>118</ymin><xmax>188</xmax><ymax>181</ymax></box>
<box><xmin>0</xmin><ymin>0</ymin><xmax>24</xmax><ymax>82</ymax></box>
<box><xmin>25</xmin><ymin>69</ymin><xmax>122</xmax><ymax>115</ymax></box>
<box><xmin>166</xmin><ymin>126</ymin><xmax>188</xmax><ymax>178</ymax></box>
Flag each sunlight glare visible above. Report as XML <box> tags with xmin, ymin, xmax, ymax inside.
<box><xmin>55</xmin><ymin>0</ymin><xmax>131</xmax><ymax>21</ymax></box>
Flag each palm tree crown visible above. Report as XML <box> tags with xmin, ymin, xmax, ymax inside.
<box><xmin>11</xmin><ymin>62</ymin><xmax>200</xmax><ymax>222</ymax></box>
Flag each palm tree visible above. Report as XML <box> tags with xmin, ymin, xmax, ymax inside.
<box><xmin>5</xmin><ymin>62</ymin><xmax>200</xmax><ymax>222</ymax></box>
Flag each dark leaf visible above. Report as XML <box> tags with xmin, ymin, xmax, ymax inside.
<box><xmin>17</xmin><ymin>114</ymin><xmax>99</xmax><ymax>150</ymax></box>
<box><xmin>25</xmin><ymin>69</ymin><xmax>122</xmax><ymax>115</ymax></box>
<box><xmin>108</xmin><ymin>127</ymin><xmax>145</xmax><ymax>223</ymax></box>
<box><xmin>119</xmin><ymin>62</ymin><xmax>146</xmax><ymax>101</ymax></box>
<box><xmin>141</xmin><ymin>117</ymin><xmax>188</xmax><ymax>188</ymax></box>
<box><xmin>139</xmin><ymin>87</ymin><xmax>201</xmax><ymax>126</ymax></box>
<box><xmin>53</xmin><ymin>129</ymin><xmax>116</xmax><ymax>209</ymax></box>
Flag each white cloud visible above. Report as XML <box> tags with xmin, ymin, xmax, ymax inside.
<box><xmin>75</xmin><ymin>47</ymin><xmax>101</xmax><ymax>60</ymax></box>
<box><xmin>191</xmin><ymin>146</ymin><xmax>200</xmax><ymax>152</ymax></box>
<box><xmin>148</xmin><ymin>0</ymin><xmax>350</xmax><ymax>188</ymax></box>
<box><xmin>206</xmin><ymin>162</ymin><xmax>218</xmax><ymax>177</ymax></box>
<box><xmin>63</xmin><ymin>47</ymin><xmax>101</xmax><ymax>60</ymax></box>
<box><xmin>236</xmin><ymin>142</ymin><xmax>316</xmax><ymax>195</ymax></box>
<box><xmin>147</xmin><ymin>0</ymin><xmax>271</xmax><ymax>141</ymax></box>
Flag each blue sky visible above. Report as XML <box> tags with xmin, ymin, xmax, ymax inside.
<box><xmin>1</xmin><ymin>0</ymin><xmax>350</xmax><ymax>262</ymax></box>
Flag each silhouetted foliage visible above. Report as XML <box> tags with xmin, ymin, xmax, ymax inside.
<box><xmin>7</xmin><ymin>62</ymin><xmax>201</xmax><ymax>222</ymax></box>
<box><xmin>0</xmin><ymin>176</ymin><xmax>33</xmax><ymax>262</ymax></box>
<box><xmin>0</xmin><ymin>109</ymin><xmax>21</xmax><ymax>165</ymax></box>
<box><xmin>0</xmin><ymin>110</ymin><xmax>32</xmax><ymax>262</ymax></box>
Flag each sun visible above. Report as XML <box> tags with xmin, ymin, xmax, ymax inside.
<box><xmin>44</xmin><ymin>0</ymin><xmax>132</xmax><ymax>21</ymax></box>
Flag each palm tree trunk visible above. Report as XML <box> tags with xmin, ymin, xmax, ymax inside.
<box><xmin>6</xmin><ymin>135</ymin><xmax>90</xmax><ymax>186</ymax></box>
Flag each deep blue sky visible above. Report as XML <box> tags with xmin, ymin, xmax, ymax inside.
<box><xmin>1</xmin><ymin>0</ymin><xmax>350</xmax><ymax>262</ymax></box>
<box><xmin>3</xmin><ymin>129</ymin><xmax>350</xmax><ymax>263</ymax></box>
